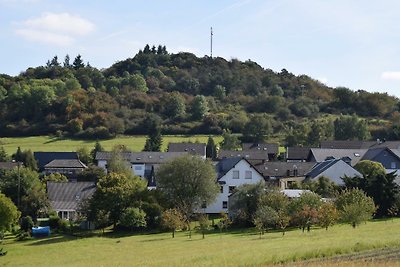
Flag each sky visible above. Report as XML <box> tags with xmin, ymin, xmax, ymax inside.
<box><xmin>1</xmin><ymin>0</ymin><xmax>400</xmax><ymax>97</ymax></box>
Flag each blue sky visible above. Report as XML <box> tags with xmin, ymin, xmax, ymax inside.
<box><xmin>1</xmin><ymin>0</ymin><xmax>400</xmax><ymax>97</ymax></box>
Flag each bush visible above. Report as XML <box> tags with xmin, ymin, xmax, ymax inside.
<box><xmin>20</xmin><ymin>216</ymin><xmax>34</xmax><ymax>233</ymax></box>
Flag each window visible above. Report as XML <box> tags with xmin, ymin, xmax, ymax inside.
<box><xmin>229</xmin><ymin>186</ymin><xmax>236</xmax><ymax>193</ymax></box>
<box><xmin>134</xmin><ymin>165</ymin><xmax>142</xmax><ymax>170</ymax></box>
<box><xmin>233</xmin><ymin>170</ymin><xmax>239</xmax><ymax>179</ymax></box>
<box><xmin>220</xmin><ymin>186</ymin><xmax>224</xmax><ymax>193</ymax></box>
<box><xmin>222</xmin><ymin>201</ymin><xmax>228</xmax><ymax>209</ymax></box>
<box><xmin>245</xmin><ymin>170</ymin><xmax>252</xmax><ymax>179</ymax></box>
<box><xmin>391</xmin><ymin>162</ymin><xmax>396</xmax><ymax>169</ymax></box>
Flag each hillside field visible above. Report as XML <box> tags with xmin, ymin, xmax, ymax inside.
<box><xmin>2</xmin><ymin>219</ymin><xmax>400</xmax><ymax>266</ymax></box>
<box><xmin>0</xmin><ymin>135</ymin><xmax>224</xmax><ymax>155</ymax></box>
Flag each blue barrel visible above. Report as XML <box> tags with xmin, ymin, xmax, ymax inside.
<box><xmin>32</xmin><ymin>226</ymin><xmax>51</xmax><ymax>237</ymax></box>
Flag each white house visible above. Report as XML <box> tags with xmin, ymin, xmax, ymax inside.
<box><xmin>305</xmin><ymin>158</ymin><xmax>362</xmax><ymax>185</ymax></box>
<box><xmin>203</xmin><ymin>157</ymin><xmax>265</xmax><ymax>214</ymax></box>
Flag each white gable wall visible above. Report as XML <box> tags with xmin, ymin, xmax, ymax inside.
<box><xmin>314</xmin><ymin>160</ymin><xmax>362</xmax><ymax>185</ymax></box>
<box><xmin>203</xmin><ymin>159</ymin><xmax>264</xmax><ymax>214</ymax></box>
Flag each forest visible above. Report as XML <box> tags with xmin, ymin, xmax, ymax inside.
<box><xmin>1</xmin><ymin>44</ymin><xmax>399</xmax><ymax>146</ymax></box>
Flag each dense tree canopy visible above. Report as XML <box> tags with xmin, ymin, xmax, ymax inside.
<box><xmin>0</xmin><ymin>45</ymin><xmax>398</xmax><ymax>144</ymax></box>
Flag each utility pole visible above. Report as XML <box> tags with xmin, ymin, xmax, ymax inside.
<box><xmin>210</xmin><ymin>27</ymin><xmax>213</xmax><ymax>58</ymax></box>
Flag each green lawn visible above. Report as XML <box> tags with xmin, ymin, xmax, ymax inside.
<box><xmin>2</xmin><ymin>219</ymin><xmax>400</xmax><ymax>266</ymax></box>
<box><xmin>0</xmin><ymin>135</ymin><xmax>223</xmax><ymax>155</ymax></box>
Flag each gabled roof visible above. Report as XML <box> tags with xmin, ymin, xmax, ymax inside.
<box><xmin>95</xmin><ymin>151</ymin><xmax>188</xmax><ymax>164</ymax></box>
<box><xmin>251</xmin><ymin>161</ymin><xmax>315</xmax><ymax>177</ymax></box>
<box><xmin>47</xmin><ymin>182</ymin><xmax>96</xmax><ymax>211</ymax></box>
<box><xmin>167</xmin><ymin>143</ymin><xmax>206</xmax><ymax>156</ymax></box>
<box><xmin>370</xmin><ymin>141</ymin><xmax>400</xmax><ymax>149</ymax></box>
<box><xmin>44</xmin><ymin>159</ymin><xmax>88</xmax><ymax>169</ymax></box>
<box><xmin>362</xmin><ymin>147</ymin><xmax>400</xmax><ymax>162</ymax></box>
<box><xmin>309</xmin><ymin>148</ymin><xmax>367</xmax><ymax>165</ymax></box>
<box><xmin>320</xmin><ymin>140</ymin><xmax>375</xmax><ymax>149</ymax></box>
<box><xmin>242</xmin><ymin>143</ymin><xmax>279</xmax><ymax>154</ymax></box>
<box><xmin>215</xmin><ymin>157</ymin><xmax>265</xmax><ymax>180</ymax></box>
<box><xmin>286</xmin><ymin>147</ymin><xmax>311</xmax><ymax>160</ymax></box>
<box><xmin>306</xmin><ymin>159</ymin><xmax>341</xmax><ymax>179</ymax></box>
<box><xmin>34</xmin><ymin>152</ymin><xmax>78</xmax><ymax>170</ymax></box>
<box><xmin>217</xmin><ymin>150</ymin><xmax>268</xmax><ymax>161</ymax></box>
<box><xmin>0</xmin><ymin>162</ymin><xmax>22</xmax><ymax>170</ymax></box>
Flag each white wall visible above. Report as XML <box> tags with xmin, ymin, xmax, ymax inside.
<box><xmin>204</xmin><ymin>159</ymin><xmax>264</xmax><ymax>214</ymax></box>
<box><xmin>315</xmin><ymin>160</ymin><xmax>361</xmax><ymax>185</ymax></box>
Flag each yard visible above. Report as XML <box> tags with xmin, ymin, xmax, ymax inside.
<box><xmin>2</xmin><ymin>219</ymin><xmax>400</xmax><ymax>266</ymax></box>
<box><xmin>0</xmin><ymin>135</ymin><xmax>223</xmax><ymax>155</ymax></box>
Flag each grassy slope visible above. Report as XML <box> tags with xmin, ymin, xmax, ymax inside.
<box><xmin>0</xmin><ymin>135</ymin><xmax>223</xmax><ymax>155</ymax></box>
<box><xmin>2</xmin><ymin>219</ymin><xmax>400</xmax><ymax>267</ymax></box>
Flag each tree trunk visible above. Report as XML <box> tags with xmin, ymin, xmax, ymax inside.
<box><xmin>172</xmin><ymin>230</ymin><xmax>175</xmax><ymax>238</ymax></box>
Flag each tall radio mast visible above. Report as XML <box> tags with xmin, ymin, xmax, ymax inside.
<box><xmin>210</xmin><ymin>27</ymin><xmax>213</xmax><ymax>58</ymax></box>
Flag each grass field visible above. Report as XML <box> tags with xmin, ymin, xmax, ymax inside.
<box><xmin>0</xmin><ymin>135</ymin><xmax>223</xmax><ymax>155</ymax></box>
<box><xmin>2</xmin><ymin>219</ymin><xmax>400</xmax><ymax>266</ymax></box>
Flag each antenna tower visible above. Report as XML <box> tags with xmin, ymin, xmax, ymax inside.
<box><xmin>210</xmin><ymin>27</ymin><xmax>213</xmax><ymax>58</ymax></box>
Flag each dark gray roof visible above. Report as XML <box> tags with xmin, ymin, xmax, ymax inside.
<box><xmin>286</xmin><ymin>147</ymin><xmax>311</xmax><ymax>160</ymax></box>
<box><xmin>0</xmin><ymin>162</ymin><xmax>22</xmax><ymax>170</ymax></box>
<box><xmin>320</xmin><ymin>141</ymin><xmax>375</xmax><ymax>149</ymax></box>
<box><xmin>216</xmin><ymin>157</ymin><xmax>242</xmax><ymax>179</ymax></box>
<box><xmin>306</xmin><ymin>159</ymin><xmax>341</xmax><ymax>179</ymax></box>
<box><xmin>362</xmin><ymin>147</ymin><xmax>400</xmax><ymax>162</ymax></box>
<box><xmin>242</xmin><ymin>143</ymin><xmax>279</xmax><ymax>154</ymax></box>
<box><xmin>309</xmin><ymin>148</ymin><xmax>367</xmax><ymax>165</ymax></box>
<box><xmin>251</xmin><ymin>161</ymin><xmax>315</xmax><ymax>177</ymax></box>
<box><xmin>370</xmin><ymin>141</ymin><xmax>400</xmax><ymax>149</ymax></box>
<box><xmin>167</xmin><ymin>143</ymin><xmax>206</xmax><ymax>156</ymax></box>
<box><xmin>95</xmin><ymin>151</ymin><xmax>188</xmax><ymax>164</ymax></box>
<box><xmin>217</xmin><ymin>150</ymin><xmax>269</xmax><ymax>161</ymax></box>
<box><xmin>44</xmin><ymin>159</ymin><xmax>87</xmax><ymax>169</ymax></box>
<box><xmin>47</xmin><ymin>182</ymin><xmax>96</xmax><ymax>211</ymax></box>
<box><xmin>34</xmin><ymin>152</ymin><xmax>78</xmax><ymax>170</ymax></box>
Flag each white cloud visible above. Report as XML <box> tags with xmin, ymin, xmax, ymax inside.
<box><xmin>381</xmin><ymin>71</ymin><xmax>400</xmax><ymax>81</ymax></box>
<box><xmin>15</xmin><ymin>12</ymin><xmax>94</xmax><ymax>46</ymax></box>
<box><xmin>15</xmin><ymin>29</ymin><xmax>73</xmax><ymax>46</ymax></box>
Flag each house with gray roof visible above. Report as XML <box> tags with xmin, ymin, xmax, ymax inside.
<box><xmin>308</xmin><ymin>148</ymin><xmax>367</xmax><ymax>166</ymax></box>
<box><xmin>286</xmin><ymin>147</ymin><xmax>311</xmax><ymax>162</ymax></box>
<box><xmin>168</xmin><ymin>142</ymin><xmax>206</xmax><ymax>158</ymax></box>
<box><xmin>96</xmin><ymin>151</ymin><xmax>188</xmax><ymax>188</ymax></box>
<box><xmin>47</xmin><ymin>181</ymin><xmax>96</xmax><ymax>221</ymax></box>
<box><xmin>361</xmin><ymin>147</ymin><xmax>400</xmax><ymax>179</ymax></box>
<box><xmin>44</xmin><ymin>159</ymin><xmax>88</xmax><ymax>179</ymax></box>
<box><xmin>203</xmin><ymin>157</ymin><xmax>265</xmax><ymax>214</ymax></box>
<box><xmin>251</xmin><ymin>161</ymin><xmax>315</xmax><ymax>189</ymax></box>
<box><xmin>217</xmin><ymin>149</ymin><xmax>269</xmax><ymax>163</ymax></box>
<box><xmin>305</xmin><ymin>158</ymin><xmax>362</xmax><ymax>185</ymax></box>
<box><xmin>242</xmin><ymin>143</ymin><xmax>279</xmax><ymax>160</ymax></box>
<box><xmin>320</xmin><ymin>140</ymin><xmax>376</xmax><ymax>149</ymax></box>
<box><xmin>34</xmin><ymin>152</ymin><xmax>78</xmax><ymax>171</ymax></box>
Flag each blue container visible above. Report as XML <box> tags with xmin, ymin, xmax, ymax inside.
<box><xmin>32</xmin><ymin>226</ymin><xmax>51</xmax><ymax>237</ymax></box>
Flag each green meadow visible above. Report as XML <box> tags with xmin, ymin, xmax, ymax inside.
<box><xmin>2</xmin><ymin>219</ymin><xmax>400</xmax><ymax>267</ymax></box>
<box><xmin>0</xmin><ymin>135</ymin><xmax>223</xmax><ymax>155</ymax></box>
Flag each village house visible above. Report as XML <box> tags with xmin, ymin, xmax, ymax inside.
<box><xmin>95</xmin><ymin>151</ymin><xmax>187</xmax><ymax>188</ymax></box>
<box><xmin>202</xmin><ymin>157</ymin><xmax>265</xmax><ymax>214</ymax></box>
<box><xmin>167</xmin><ymin>142</ymin><xmax>206</xmax><ymax>159</ymax></box>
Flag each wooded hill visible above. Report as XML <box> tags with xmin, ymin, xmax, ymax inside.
<box><xmin>1</xmin><ymin>44</ymin><xmax>399</xmax><ymax>146</ymax></box>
